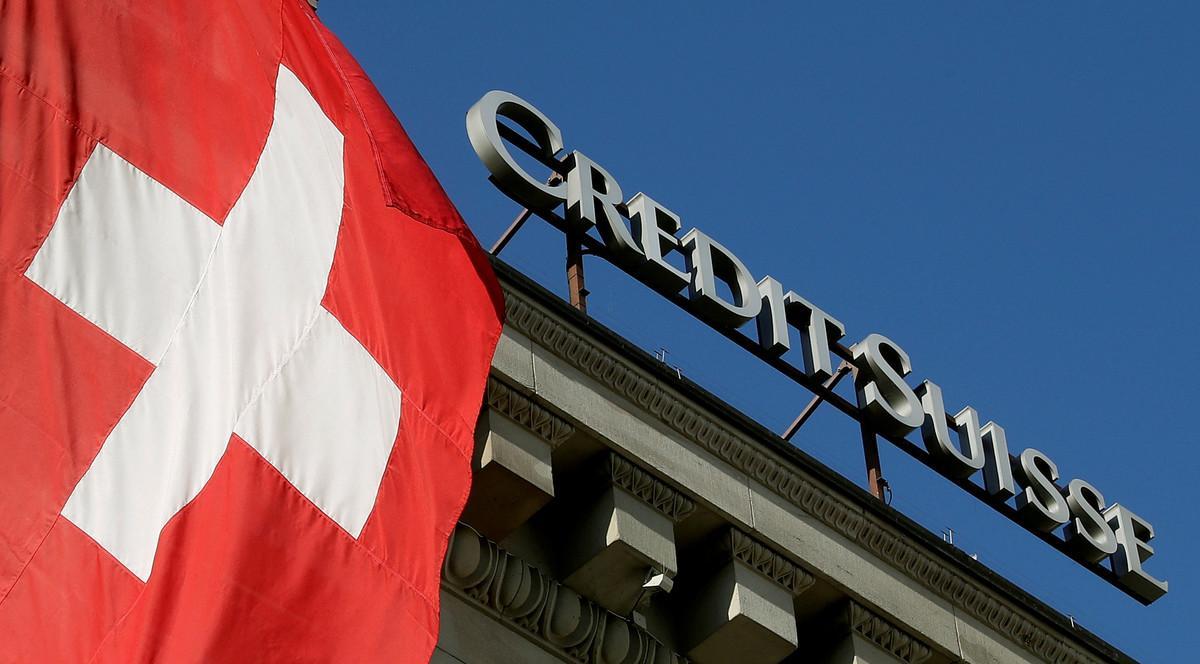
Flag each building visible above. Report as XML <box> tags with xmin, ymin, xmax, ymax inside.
<box><xmin>431</xmin><ymin>260</ymin><xmax>1134</xmax><ymax>664</ymax></box>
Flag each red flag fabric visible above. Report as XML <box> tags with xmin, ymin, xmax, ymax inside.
<box><xmin>0</xmin><ymin>1</ymin><xmax>503</xmax><ymax>661</ymax></box>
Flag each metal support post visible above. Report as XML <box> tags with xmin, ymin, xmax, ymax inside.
<box><xmin>860</xmin><ymin>419</ymin><xmax>887</xmax><ymax>502</ymax></box>
<box><xmin>566</xmin><ymin>227</ymin><xmax>588</xmax><ymax>313</ymax></box>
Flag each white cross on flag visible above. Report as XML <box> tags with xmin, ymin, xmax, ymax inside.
<box><xmin>0</xmin><ymin>2</ymin><xmax>503</xmax><ymax>661</ymax></box>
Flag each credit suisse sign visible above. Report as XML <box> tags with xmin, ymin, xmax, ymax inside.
<box><xmin>466</xmin><ymin>90</ymin><xmax>1167</xmax><ymax>604</ymax></box>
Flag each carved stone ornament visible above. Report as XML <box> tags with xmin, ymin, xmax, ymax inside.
<box><xmin>502</xmin><ymin>284</ymin><xmax>1110</xmax><ymax>664</ymax></box>
<box><xmin>487</xmin><ymin>375</ymin><xmax>575</xmax><ymax>448</ymax></box>
<box><xmin>845</xmin><ymin>601</ymin><xmax>933</xmax><ymax>664</ymax></box>
<box><xmin>722</xmin><ymin>528</ymin><xmax>815</xmax><ymax>597</ymax></box>
<box><xmin>444</xmin><ymin>523</ymin><xmax>689</xmax><ymax>664</ymax></box>
<box><xmin>602</xmin><ymin>452</ymin><xmax>696</xmax><ymax>523</ymax></box>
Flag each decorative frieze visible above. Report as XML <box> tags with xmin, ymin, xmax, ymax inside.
<box><xmin>443</xmin><ymin>523</ymin><xmax>689</xmax><ymax>664</ymax></box>
<box><xmin>487</xmin><ymin>375</ymin><xmax>575</xmax><ymax>448</ymax></box>
<box><xmin>846</xmin><ymin>601</ymin><xmax>933</xmax><ymax>664</ymax></box>
<box><xmin>603</xmin><ymin>452</ymin><xmax>696</xmax><ymax>523</ymax></box>
<box><xmin>501</xmin><ymin>284</ymin><xmax>1111</xmax><ymax>664</ymax></box>
<box><xmin>722</xmin><ymin>528</ymin><xmax>815</xmax><ymax>597</ymax></box>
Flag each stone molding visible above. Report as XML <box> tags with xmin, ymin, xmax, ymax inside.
<box><xmin>443</xmin><ymin>523</ymin><xmax>689</xmax><ymax>664</ymax></box>
<box><xmin>487</xmin><ymin>375</ymin><xmax>575</xmax><ymax>448</ymax></box>
<box><xmin>602</xmin><ymin>452</ymin><xmax>696</xmax><ymax>523</ymax></box>
<box><xmin>501</xmin><ymin>284</ymin><xmax>1108</xmax><ymax>664</ymax></box>
<box><xmin>846</xmin><ymin>601</ymin><xmax>933</xmax><ymax>664</ymax></box>
<box><xmin>721</xmin><ymin>528</ymin><xmax>815</xmax><ymax>597</ymax></box>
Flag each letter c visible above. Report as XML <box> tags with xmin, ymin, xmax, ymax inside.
<box><xmin>466</xmin><ymin>90</ymin><xmax>567</xmax><ymax>209</ymax></box>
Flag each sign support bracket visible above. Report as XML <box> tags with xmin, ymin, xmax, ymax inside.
<box><xmin>490</xmin><ymin>173</ymin><xmax>565</xmax><ymax>256</ymax></box>
<box><xmin>782</xmin><ymin>361</ymin><xmax>853</xmax><ymax>440</ymax></box>
<box><xmin>782</xmin><ymin>361</ymin><xmax>888</xmax><ymax>503</ymax></box>
<box><xmin>490</xmin><ymin>208</ymin><xmax>533</xmax><ymax>255</ymax></box>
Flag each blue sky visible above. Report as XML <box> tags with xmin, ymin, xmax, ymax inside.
<box><xmin>321</xmin><ymin>3</ymin><xmax>1196</xmax><ymax>659</ymax></box>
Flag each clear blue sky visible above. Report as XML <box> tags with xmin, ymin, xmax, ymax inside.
<box><xmin>321</xmin><ymin>3</ymin><xmax>1196</xmax><ymax>659</ymax></box>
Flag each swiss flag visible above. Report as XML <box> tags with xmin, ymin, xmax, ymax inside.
<box><xmin>0</xmin><ymin>1</ymin><xmax>502</xmax><ymax>661</ymax></box>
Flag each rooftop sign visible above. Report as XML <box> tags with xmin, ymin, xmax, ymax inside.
<box><xmin>466</xmin><ymin>90</ymin><xmax>1168</xmax><ymax>604</ymax></box>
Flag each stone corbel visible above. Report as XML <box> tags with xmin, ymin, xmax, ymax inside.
<box><xmin>682</xmin><ymin>528</ymin><xmax>815</xmax><ymax>664</ymax></box>
<box><xmin>462</xmin><ymin>376</ymin><xmax>575</xmax><ymax>541</ymax></box>
<box><xmin>558</xmin><ymin>451</ymin><xmax>696</xmax><ymax>616</ymax></box>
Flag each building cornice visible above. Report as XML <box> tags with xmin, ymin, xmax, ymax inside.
<box><xmin>498</xmin><ymin>271</ymin><xmax>1123</xmax><ymax>664</ymax></box>
<box><xmin>444</xmin><ymin>523</ymin><xmax>690</xmax><ymax>664</ymax></box>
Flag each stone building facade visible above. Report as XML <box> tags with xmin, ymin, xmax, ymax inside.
<box><xmin>433</xmin><ymin>262</ymin><xmax>1134</xmax><ymax>664</ymax></box>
